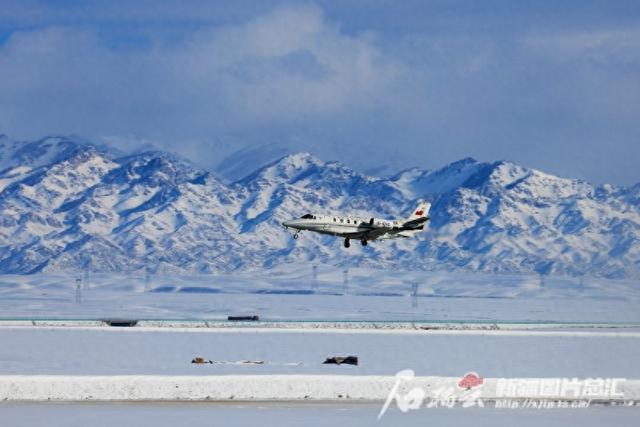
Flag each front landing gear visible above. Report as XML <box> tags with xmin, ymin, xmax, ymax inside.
<box><xmin>361</xmin><ymin>240</ymin><xmax>368</xmax><ymax>246</ymax></box>
<box><xmin>344</xmin><ymin>238</ymin><xmax>350</xmax><ymax>248</ymax></box>
<box><xmin>293</xmin><ymin>232</ymin><xmax>299</xmax><ymax>239</ymax></box>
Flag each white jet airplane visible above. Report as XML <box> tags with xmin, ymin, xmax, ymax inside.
<box><xmin>282</xmin><ymin>202</ymin><xmax>431</xmax><ymax>248</ymax></box>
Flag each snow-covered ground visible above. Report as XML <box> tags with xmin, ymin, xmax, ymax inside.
<box><xmin>1</xmin><ymin>327</ymin><xmax>639</xmax><ymax>378</ymax></box>
<box><xmin>1</xmin><ymin>327</ymin><xmax>639</xmax><ymax>408</ymax></box>
<box><xmin>1</xmin><ymin>270</ymin><xmax>639</xmax><ymax>415</ymax></box>
<box><xmin>1</xmin><ymin>270</ymin><xmax>639</xmax><ymax>323</ymax></box>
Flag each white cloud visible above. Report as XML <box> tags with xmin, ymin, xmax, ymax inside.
<box><xmin>182</xmin><ymin>5</ymin><xmax>403</xmax><ymax>121</ymax></box>
<box><xmin>525</xmin><ymin>28</ymin><xmax>640</xmax><ymax>64</ymax></box>
<box><xmin>522</xmin><ymin>28</ymin><xmax>640</xmax><ymax>122</ymax></box>
<box><xmin>0</xmin><ymin>4</ymin><xmax>403</xmax><ymax>139</ymax></box>
<box><xmin>0</xmin><ymin>3</ymin><xmax>638</xmax><ymax>185</ymax></box>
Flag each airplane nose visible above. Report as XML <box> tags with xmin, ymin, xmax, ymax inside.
<box><xmin>282</xmin><ymin>220</ymin><xmax>293</xmax><ymax>227</ymax></box>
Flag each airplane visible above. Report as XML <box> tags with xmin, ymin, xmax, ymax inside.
<box><xmin>282</xmin><ymin>202</ymin><xmax>431</xmax><ymax>248</ymax></box>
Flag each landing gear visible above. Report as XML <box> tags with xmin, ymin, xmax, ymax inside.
<box><xmin>293</xmin><ymin>232</ymin><xmax>299</xmax><ymax>240</ymax></box>
<box><xmin>344</xmin><ymin>238</ymin><xmax>350</xmax><ymax>248</ymax></box>
<box><xmin>361</xmin><ymin>240</ymin><xmax>368</xmax><ymax>246</ymax></box>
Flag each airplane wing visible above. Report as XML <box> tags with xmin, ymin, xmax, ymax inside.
<box><xmin>375</xmin><ymin>217</ymin><xmax>429</xmax><ymax>240</ymax></box>
<box><xmin>342</xmin><ymin>214</ymin><xmax>429</xmax><ymax>241</ymax></box>
<box><xmin>376</xmin><ymin>230</ymin><xmax>420</xmax><ymax>240</ymax></box>
<box><xmin>343</xmin><ymin>227</ymin><xmax>391</xmax><ymax>240</ymax></box>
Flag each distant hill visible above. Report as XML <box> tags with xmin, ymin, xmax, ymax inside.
<box><xmin>0</xmin><ymin>134</ymin><xmax>638</xmax><ymax>278</ymax></box>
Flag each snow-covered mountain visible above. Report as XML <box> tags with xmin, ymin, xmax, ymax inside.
<box><xmin>0</xmin><ymin>135</ymin><xmax>638</xmax><ymax>278</ymax></box>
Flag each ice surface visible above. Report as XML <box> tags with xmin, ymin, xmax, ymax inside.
<box><xmin>1</xmin><ymin>328</ymin><xmax>638</xmax><ymax>378</ymax></box>
<box><xmin>1</xmin><ymin>402</ymin><xmax>639</xmax><ymax>427</ymax></box>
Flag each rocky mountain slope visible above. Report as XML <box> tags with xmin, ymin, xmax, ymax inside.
<box><xmin>0</xmin><ymin>135</ymin><xmax>638</xmax><ymax>278</ymax></box>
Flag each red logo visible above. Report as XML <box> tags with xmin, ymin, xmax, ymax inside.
<box><xmin>458</xmin><ymin>372</ymin><xmax>484</xmax><ymax>390</ymax></box>
<box><xmin>415</xmin><ymin>210</ymin><xmax>423</xmax><ymax>216</ymax></box>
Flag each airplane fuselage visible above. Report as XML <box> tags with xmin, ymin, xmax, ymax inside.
<box><xmin>283</xmin><ymin>214</ymin><xmax>396</xmax><ymax>237</ymax></box>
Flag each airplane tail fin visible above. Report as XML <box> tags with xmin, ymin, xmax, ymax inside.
<box><xmin>407</xmin><ymin>202</ymin><xmax>431</xmax><ymax>221</ymax></box>
<box><xmin>400</xmin><ymin>201</ymin><xmax>431</xmax><ymax>230</ymax></box>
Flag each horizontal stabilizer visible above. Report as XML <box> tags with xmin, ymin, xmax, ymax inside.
<box><xmin>401</xmin><ymin>201</ymin><xmax>431</xmax><ymax>229</ymax></box>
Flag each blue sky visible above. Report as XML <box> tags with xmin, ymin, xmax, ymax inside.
<box><xmin>1</xmin><ymin>1</ymin><xmax>639</xmax><ymax>184</ymax></box>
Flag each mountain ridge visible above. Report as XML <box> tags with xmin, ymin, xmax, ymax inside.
<box><xmin>0</xmin><ymin>135</ymin><xmax>638</xmax><ymax>278</ymax></box>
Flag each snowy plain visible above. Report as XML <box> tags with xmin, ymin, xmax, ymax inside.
<box><xmin>1</xmin><ymin>269</ymin><xmax>639</xmax><ymax>424</ymax></box>
<box><xmin>0</xmin><ymin>269</ymin><xmax>639</xmax><ymax>323</ymax></box>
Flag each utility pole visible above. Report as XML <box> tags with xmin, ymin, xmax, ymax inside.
<box><xmin>312</xmin><ymin>264</ymin><xmax>318</xmax><ymax>292</ymax></box>
<box><xmin>145</xmin><ymin>267</ymin><xmax>151</xmax><ymax>293</ymax></box>
<box><xmin>75</xmin><ymin>277</ymin><xmax>82</xmax><ymax>304</ymax></box>
<box><xmin>342</xmin><ymin>269</ymin><xmax>349</xmax><ymax>295</ymax></box>
<box><xmin>411</xmin><ymin>281</ymin><xmax>419</xmax><ymax>308</ymax></box>
<box><xmin>83</xmin><ymin>268</ymin><xmax>89</xmax><ymax>289</ymax></box>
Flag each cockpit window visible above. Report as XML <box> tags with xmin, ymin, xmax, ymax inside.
<box><xmin>301</xmin><ymin>214</ymin><xmax>314</xmax><ymax>219</ymax></box>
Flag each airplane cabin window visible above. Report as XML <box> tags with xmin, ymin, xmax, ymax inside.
<box><xmin>301</xmin><ymin>214</ymin><xmax>314</xmax><ymax>219</ymax></box>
